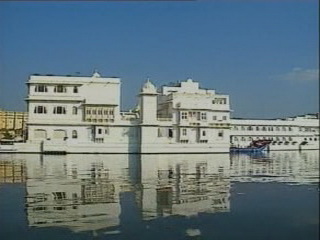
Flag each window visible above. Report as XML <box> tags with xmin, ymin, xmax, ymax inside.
<box><xmin>256</xmin><ymin>126</ymin><xmax>260</xmax><ymax>131</ymax></box>
<box><xmin>248</xmin><ymin>126</ymin><xmax>253</xmax><ymax>131</ymax></box>
<box><xmin>98</xmin><ymin>109</ymin><xmax>102</xmax><ymax>115</ymax></box>
<box><xmin>199</xmin><ymin>140</ymin><xmax>208</xmax><ymax>143</ymax></box>
<box><xmin>212</xmin><ymin>116</ymin><xmax>217</xmax><ymax>121</ymax></box>
<box><xmin>282</xmin><ymin>127</ymin><xmax>287</xmax><ymax>131</ymax></box>
<box><xmin>72</xmin><ymin>107</ymin><xmax>77</xmax><ymax>115</ymax></box>
<box><xmin>98</xmin><ymin>129</ymin><xmax>102</xmax><ymax>134</ymax></box>
<box><xmin>181</xmin><ymin>112</ymin><xmax>188</xmax><ymax>120</ymax></box>
<box><xmin>72</xmin><ymin>130</ymin><xmax>78</xmax><ymax>139</ymax></box>
<box><xmin>180</xmin><ymin>140</ymin><xmax>189</xmax><ymax>143</ymax></box>
<box><xmin>241</xmin><ymin>126</ymin><xmax>245</xmax><ymax>130</ymax></box>
<box><xmin>262</xmin><ymin>127</ymin><xmax>266</xmax><ymax>131</ymax></box>
<box><xmin>104</xmin><ymin>109</ymin><xmax>108</xmax><ymax>115</ymax></box>
<box><xmin>222</xmin><ymin>116</ymin><xmax>227</xmax><ymax>121</ymax></box>
<box><xmin>73</xmin><ymin>86</ymin><xmax>78</xmax><ymax>93</ymax></box>
<box><xmin>54</xmin><ymin>85</ymin><xmax>67</xmax><ymax>93</ymax></box>
<box><xmin>53</xmin><ymin>106</ymin><xmax>66</xmax><ymax>114</ymax></box>
<box><xmin>234</xmin><ymin>137</ymin><xmax>238</xmax><ymax>141</ymax></box>
<box><xmin>86</xmin><ymin>109</ymin><xmax>91</xmax><ymax>114</ymax></box>
<box><xmin>201</xmin><ymin>112</ymin><xmax>207</xmax><ymax>120</ymax></box>
<box><xmin>105</xmin><ymin>128</ymin><xmax>109</xmax><ymax>134</ymax></box>
<box><xmin>197</xmin><ymin>112</ymin><xmax>201</xmax><ymax>121</ymax></box>
<box><xmin>202</xmin><ymin>130</ymin><xmax>206</xmax><ymax>136</ymax></box>
<box><xmin>168</xmin><ymin>129</ymin><xmax>173</xmax><ymax>138</ymax></box>
<box><xmin>52</xmin><ymin>192</ymin><xmax>66</xmax><ymax>200</ymax></box>
<box><xmin>215</xmin><ymin>98</ymin><xmax>227</xmax><ymax>104</ymax></box>
<box><xmin>241</xmin><ymin>137</ymin><xmax>246</xmax><ymax>141</ymax></box>
<box><xmin>182</xmin><ymin>128</ymin><xmax>187</xmax><ymax>136</ymax></box>
<box><xmin>218</xmin><ymin>130</ymin><xmax>224</xmax><ymax>137</ymax></box>
<box><xmin>92</xmin><ymin>110</ymin><xmax>96</xmax><ymax>114</ymax></box>
<box><xmin>34</xmin><ymin>106</ymin><xmax>47</xmax><ymax>114</ymax></box>
<box><xmin>35</xmin><ymin>85</ymin><xmax>47</xmax><ymax>92</ymax></box>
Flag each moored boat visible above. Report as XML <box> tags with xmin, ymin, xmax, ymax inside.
<box><xmin>230</xmin><ymin>140</ymin><xmax>272</xmax><ymax>153</ymax></box>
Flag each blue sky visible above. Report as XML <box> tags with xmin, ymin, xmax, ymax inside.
<box><xmin>0</xmin><ymin>1</ymin><xmax>318</xmax><ymax>118</ymax></box>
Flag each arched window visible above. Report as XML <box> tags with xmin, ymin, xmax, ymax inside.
<box><xmin>53</xmin><ymin>106</ymin><xmax>66</xmax><ymax>114</ymax></box>
<box><xmin>53</xmin><ymin>130</ymin><xmax>67</xmax><ymax>139</ymax></box>
<box><xmin>54</xmin><ymin>85</ymin><xmax>67</xmax><ymax>93</ymax></box>
<box><xmin>72</xmin><ymin>107</ymin><xmax>78</xmax><ymax>115</ymax></box>
<box><xmin>34</xmin><ymin>129</ymin><xmax>47</xmax><ymax>139</ymax></box>
<box><xmin>34</xmin><ymin>106</ymin><xmax>47</xmax><ymax>114</ymax></box>
<box><xmin>73</xmin><ymin>86</ymin><xmax>78</xmax><ymax>93</ymax></box>
<box><xmin>262</xmin><ymin>126</ymin><xmax>266</xmax><ymax>131</ymax></box>
<box><xmin>72</xmin><ymin>130</ymin><xmax>78</xmax><ymax>139</ymax></box>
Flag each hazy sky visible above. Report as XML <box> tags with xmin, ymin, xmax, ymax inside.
<box><xmin>0</xmin><ymin>1</ymin><xmax>318</xmax><ymax>118</ymax></box>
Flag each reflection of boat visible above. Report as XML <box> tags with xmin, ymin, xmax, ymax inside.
<box><xmin>230</xmin><ymin>140</ymin><xmax>272</xmax><ymax>153</ymax></box>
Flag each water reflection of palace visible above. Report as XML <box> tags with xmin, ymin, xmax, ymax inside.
<box><xmin>15</xmin><ymin>153</ymin><xmax>231</xmax><ymax>234</ymax></box>
<box><xmin>140</xmin><ymin>154</ymin><xmax>230</xmax><ymax>220</ymax></box>
<box><xmin>0</xmin><ymin>151</ymin><xmax>318</xmax><ymax>235</ymax></box>
<box><xmin>25</xmin><ymin>154</ymin><xmax>134</xmax><ymax>232</ymax></box>
<box><xmin>230</xmin><ymin>151</ymin><xmax>319</xmax><ymax>184</ymax></box>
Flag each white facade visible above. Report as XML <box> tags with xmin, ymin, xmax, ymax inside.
<box><xmin>0</xmin><ymin>72</ymin><xmax>318</xmax><ymax>153</ymax></box>
<box><xmin>23</xmin><ymin>73</ymin><xmax>231</xmax><ymax>153</ymax></box>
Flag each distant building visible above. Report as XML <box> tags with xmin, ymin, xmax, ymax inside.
<box><xmin>0</xmin><ymin>109</ymin><xmax>28</xmax><ymax>141</ymax></box>
<box><xmin>230</xmin><ymin>113</ymin><xmax>319</xmax><ymax>151</ymax></box>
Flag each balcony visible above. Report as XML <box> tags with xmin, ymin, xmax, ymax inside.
<box><xmin>25</xmin><ymin>95</ymin><xmax>84</xmax><ymax>102</ymax></box>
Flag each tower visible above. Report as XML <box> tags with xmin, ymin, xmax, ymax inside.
<box><xmin>138</xmin><ymin>79</ymin><xmax>158</xmax><ymax>125</ymax></box>
<box><xmin>138</xmin><ymin>79</ymin><xmax>158</xmax><ymax>153</ymax></box>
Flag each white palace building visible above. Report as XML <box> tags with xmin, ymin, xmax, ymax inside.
<box><xmin>2</xmin><ymin>71</ymin><xmax>319</xmax><ymax>153</ymax></box>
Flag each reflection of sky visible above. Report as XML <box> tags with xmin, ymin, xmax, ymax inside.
<box><xmin>0</xmin><ymin>151</ymin><xmax>319</xmax><ymax>239</ymax></box>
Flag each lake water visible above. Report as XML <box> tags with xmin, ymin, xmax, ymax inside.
<box><xmin>0</xmin><ymin>151</ymin><xmax>319</xmax><ymax>240</ymax></box>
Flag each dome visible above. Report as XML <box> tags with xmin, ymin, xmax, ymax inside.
<box><xmin>92</xmin><ymin>70</ymin><xmax>101</xmax><ymax>78</ymax></box>
<box><xmin>141</xmin><ymin>78</ymin><xmax>156</xmax><ymax>94</ymax></box>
